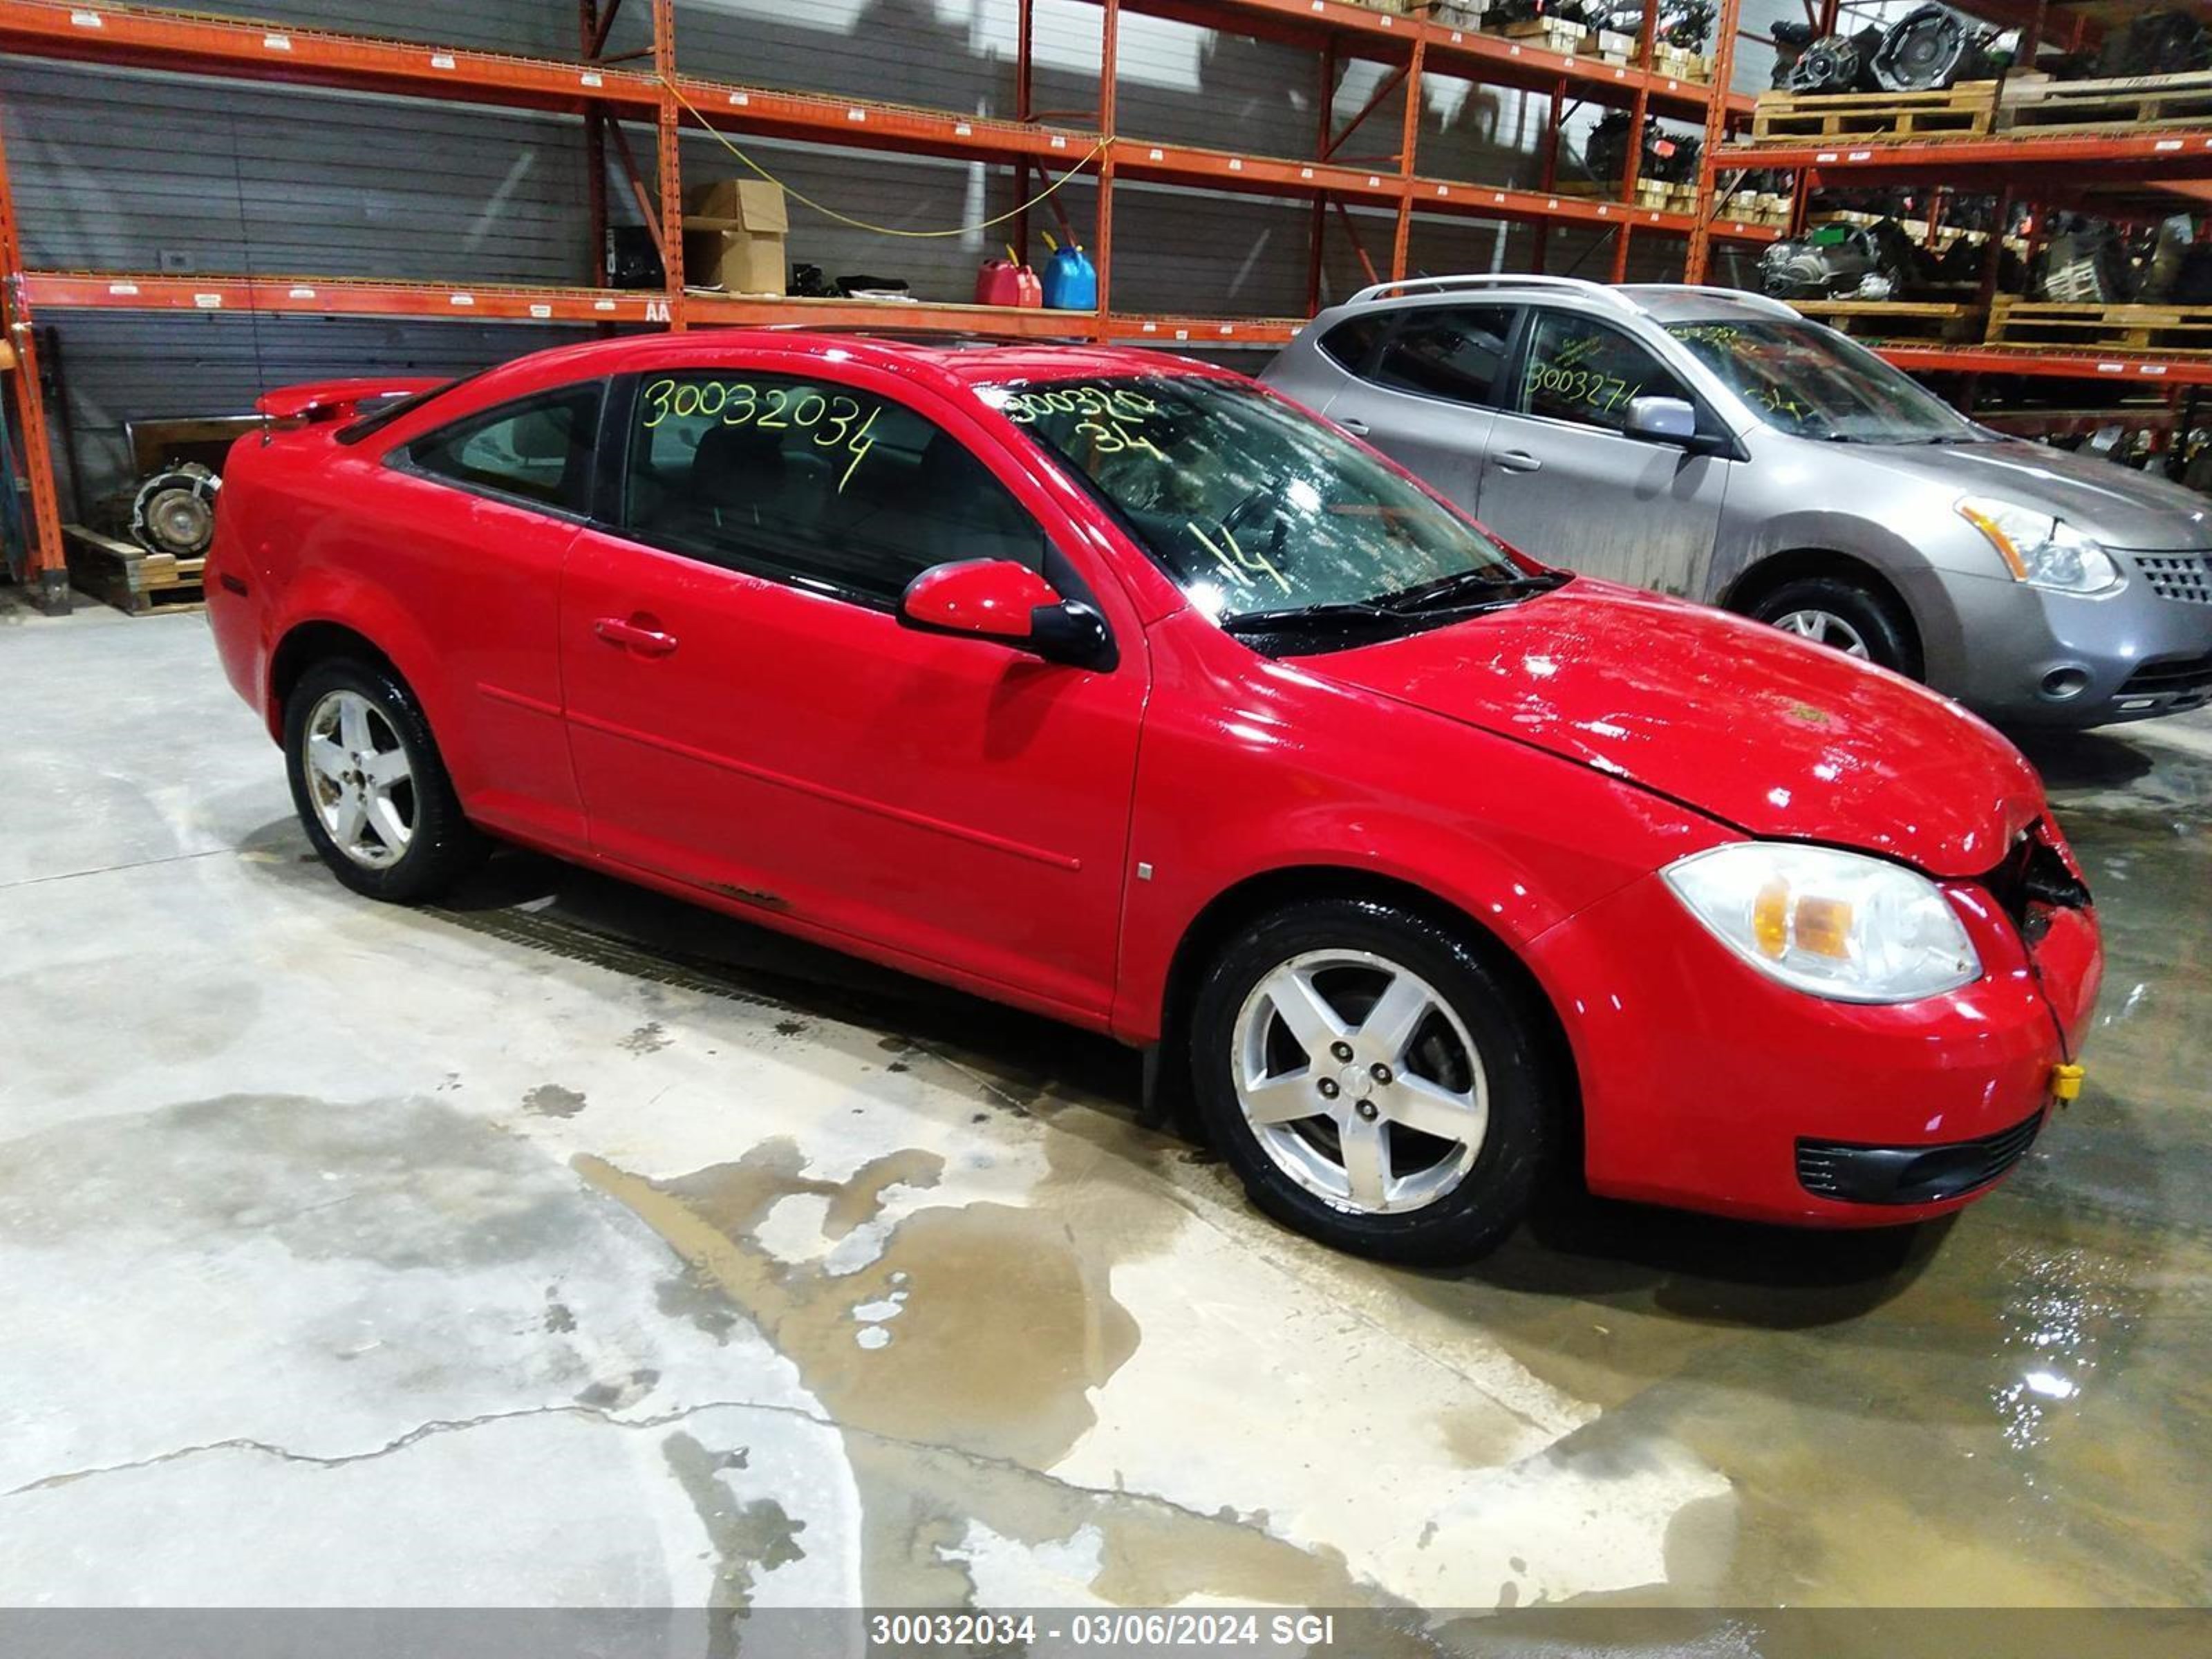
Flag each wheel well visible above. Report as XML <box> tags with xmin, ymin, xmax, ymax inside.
<box><xmin>1157</xmin><ymin>865</ymin><xmax>1580</xmax><ymax>1139</ymax></box>
<box><xmin>266</xmin><ymin>621</ymin><xmax>395</xmax><ymax>730</ymax></box>
<box><xmin>1721</xmin><ymin>549</ymin><xmax>1923</xmax><ymax>676</ymax></box>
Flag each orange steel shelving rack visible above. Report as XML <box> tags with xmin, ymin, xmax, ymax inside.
<box><xmin>0</xmin><ymin>0</ymin><xmax>1774</xmax><ymax>606</ymax></box>
<box><xmin>1701</xmin><ymin>0</ymin><xmax>2212</xmax><ymax>398</ymax></box>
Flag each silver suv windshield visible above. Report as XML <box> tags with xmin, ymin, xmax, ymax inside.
<box><xmin>1663</xmin><ymin>318</ymin><xmax>1983</xmax><ymax>445</ymax></box>
<box><xmin>986</xmin><ymin>375</ymin><xmax>1553</xmax><ymax>635</ymax></box>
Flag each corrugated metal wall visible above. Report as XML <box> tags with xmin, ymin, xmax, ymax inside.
<box><xmin>3</xmin><ymin>0</ymin><xmax>1788</xmax><ymax>504</ymax></box>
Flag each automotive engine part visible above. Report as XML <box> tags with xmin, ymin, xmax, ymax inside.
<box><xmin>1580</xmin><ymin>111</ymin><xmax>1701</xmax><ymax>187</ymax></box>
<box><xmin>1787</xmin><ymin>27</ymin><xmax>1883</xmax><ymax>93</ymax></box>
<box><xmin>1871</xmin><ymin>6</ymin><xmax>2000</xmax><ymax>93</ymax></box>
<box><xmin>2096</xmin><ymin>7</ymin><xmax>2211</xmax><ymax>77</ymax></box>
<box><xmin>129</xmin><ymin>462</ymin><xmax>221</xmax><ymax>559</ymax></box>
<box><xmin>1759</xmin><ymin>221</ymin><xmax>1906</xmax><ymax>300</ymax></box>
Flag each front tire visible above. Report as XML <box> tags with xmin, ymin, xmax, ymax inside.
<box><xmin>1748</xmin><ymin>574</ymin><xmax>1920</xmax><ymax>677</ymax></box>
<box><xmin>283</xmin><ymin>657</ymin><xmax>482</xmax><ymax>903</ymax></box>
<box><xmin>1188</xmin><ymin>898</ymin><xmax>1561</xmax><ymax>1265</ymax></box>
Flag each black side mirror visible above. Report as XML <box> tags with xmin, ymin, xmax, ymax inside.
<box><xmin>897</xmin><ymin>559</ymin><xmax>1114</xmax><ymax>670</ymax></box>
<box><xmin>1027</xmin><ymin>599</ymin><xmax>1114</xmax><ymax>668</ymax></box>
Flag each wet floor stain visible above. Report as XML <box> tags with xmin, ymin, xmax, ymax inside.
<box><xmin>521</xmin><ymin>1083</ymin><xmax>587</xmax><ymax>1119</ymax></box>
<box><xmin>619</xmin><ymin>1021</ymin><xmax>672</xmax><ymax>1056</ymax></box>
<box><xmin>577</xmin><ymin>1142</ymin><xmax>1139</xmax><ymax>1471</ymax></box>
<box><xmin>664</xmin><ymin>1430</ymin><xmax>806</xmax><ymax>1653</ymax></box>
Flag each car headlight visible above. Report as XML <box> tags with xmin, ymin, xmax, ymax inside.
<box><xmin>1662</xmin><ymin>843</ymin><xmax>1980</xmax><ymax>1003</ymax></box>
<box><xmin>1957</xmin><ymin>495</ymin><xmax>2123</xmax><ymax>594</ymax></box>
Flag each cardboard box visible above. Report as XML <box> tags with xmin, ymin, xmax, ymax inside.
<box><xmin>682</xmin><ymin>178</ymin><xmax>789</xmax><ymax>297</ymax></box>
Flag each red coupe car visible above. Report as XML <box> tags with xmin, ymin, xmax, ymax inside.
<box><xmin>205</xmin><ymin>332</ymin><xmax>2101</xmax><ymax>1263</ymax></box>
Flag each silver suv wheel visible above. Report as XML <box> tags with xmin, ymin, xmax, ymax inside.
<box><xmin>1772</xmin><ymin>608</ymin><xmax>1872</xmax><ymax>659</ymax></box>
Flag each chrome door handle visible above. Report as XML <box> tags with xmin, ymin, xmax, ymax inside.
<box><xmin>594</xmin><ymin>616</ymin><xmax>679</xmax><ymax>657</ymax></box>
<box><xmin>1496</xmin><ymin>451</ymin><xmax>1543</xmax><ymax>474</ymax></box>
<box><xmin>1337</xmin><ymin>417</ymin><xmax>1371</xmax><ymax>435</ymax></box>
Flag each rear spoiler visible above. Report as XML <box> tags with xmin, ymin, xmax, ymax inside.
<box><xmin>254</xmin><ymin>377</ymin><xmax>451</xmax><ymax>424</ymax></box>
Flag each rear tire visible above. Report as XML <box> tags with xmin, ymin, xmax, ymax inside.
<box><xmin>1188</xmin><ymin>898</ymin><xmax>1560</xmax><ymax>1265</ymax></box>
<box><xmin>1748</xmin><ymin>574</ymin><xmax>1920</xmax><ymax>677</ymax></box>
<box><xmin>283</xmin><ymin>657</ymin><xmax>483</xmax><ymax>903</ymax></box>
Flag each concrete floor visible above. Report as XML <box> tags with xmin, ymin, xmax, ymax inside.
<box><xmin>3</xmin><ymin>589</ymin><xmax>2209</xmax><ymax>1627</ymax></box>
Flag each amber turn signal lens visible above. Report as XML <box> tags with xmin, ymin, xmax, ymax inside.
<box><xmin>1752</xmin><ymin>877</ymin><xmax>1790</xmax><ymax>959</ymax></box>
<box><xmin>1795</xmin><ymin>895</ymin><xmax>1854</xmax><ymax>959</ymax></box>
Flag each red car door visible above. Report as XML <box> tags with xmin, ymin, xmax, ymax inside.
<box><xmin>354</xmin><ymin>382</ymin><xmax>601</xmax><ymax>848</ymax></box>
<box><xmin>559</xmin><ymin>362</ymin><xmax>1147</xmax><ymax>1025</ymax></box>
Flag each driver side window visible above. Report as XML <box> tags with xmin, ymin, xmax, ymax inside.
<box><xmin>1518</xmin><ymin>312</ymin><xmax>1692</xmax><ymax>435</ymax></box>
<box><xmin>618</xmin><ymin>371</ymin><xmax>1047</xmax><ymax>607</ymax></box>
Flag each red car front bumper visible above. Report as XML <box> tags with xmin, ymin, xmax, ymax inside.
<box><xmin>1528</xmin><ymin>870</ymin><xmax>2103</xmax><ymax>1228</ymax></box>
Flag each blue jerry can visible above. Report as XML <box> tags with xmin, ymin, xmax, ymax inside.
<box><xmin>1040</xmin><ymin>236</ymin><xmax>1098</xmax><ymax>311</ymax></box>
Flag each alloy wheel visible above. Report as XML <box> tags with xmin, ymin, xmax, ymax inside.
<box><xmin>1772</xmin><ymin>608</ymin><xmax>1871</xmax><ymax>659</ymax></box>
<box><xmin>303</xmin><ymin>689</ymin><xmax>416</xmax><ymax>869</ymax></box>
<box><xmin>1232</xmin><ymin>949</ymin><xmax>1490</xmax><ymax>1215</ymax></box>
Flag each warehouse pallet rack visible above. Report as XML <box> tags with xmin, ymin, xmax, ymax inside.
<box><xmin>0</xmin><ymin>0</ymin><xmax>1776</xmax><ymax>608</ymax></box>
<box><xmin>1709</xmin><ymin>0</ymin><xmax>2212</xmax><ymax>409</ymax></box>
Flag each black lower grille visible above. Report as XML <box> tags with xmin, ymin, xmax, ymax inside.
<box><xmin>2119</xmin><ymin>649</ymin><xmax>2212</xmax><ymax>698</ymax></box>
<box><xmin>1797</xmin><ymin>1107</ymin><xmax>2047</xmax><ymax>1205</ymax></box>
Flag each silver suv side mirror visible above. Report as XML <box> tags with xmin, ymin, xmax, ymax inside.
<box><xmin>1626</xmin><ymin>395</ymin><xmax>1696</xmax><ymax>442</ymax></box>
<box><xmin>1626</xmin><ymin>395</ymin><xmax>1727</xmax><ymax>456</ymax></box>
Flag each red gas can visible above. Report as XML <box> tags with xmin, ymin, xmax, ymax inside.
<box><xmin>975</xmin><ymin>254</ymin><xmax>1043</xmax><ymax>308</ymax></box>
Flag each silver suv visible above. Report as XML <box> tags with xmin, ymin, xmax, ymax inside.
<box><xmin>1262</xmin><ymin>275</ymin><xmax>2212</xmax><ymax>727</ymax></box>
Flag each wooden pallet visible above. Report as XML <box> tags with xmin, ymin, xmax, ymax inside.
<box><xmin>2000</xmin><ymin>70</ymin><xmax>2212</xmax><ymax>133</ymax></box>
<box><xmin>1792</xmin><ymin>299</ymin><xmax>1984</xmax><ymax>342</ymax></box>
<box><xmin>62</xmin><ymin>524</ymin><xmax>205</xmax><ymax>615</ymax></box>
<box><xmin>1749</xmin><ymin>82</ymin><xmax>1997</xmax><ymax>142</ymax></box>
<box><xmin>1988</xmin><ymin>301</ymin><xmax>2212</xmax><ymax>354</ymax></box>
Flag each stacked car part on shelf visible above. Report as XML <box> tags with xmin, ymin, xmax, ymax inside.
<box><xmin>1772</xmin><ymin>6</ymin><xmax>2004</xmax><ymax>95</ymax></box>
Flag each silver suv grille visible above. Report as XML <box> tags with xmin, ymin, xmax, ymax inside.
<box><xmin>2133</xmin><ymin>552</ymin><xmax>2212</xmax><ymax>604</ymax></box>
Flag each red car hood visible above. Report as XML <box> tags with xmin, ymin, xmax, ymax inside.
<box><xmin>1299</xmin><ymin>579</ymin><xmax>2043</xmax><ymax>879</ymax></box>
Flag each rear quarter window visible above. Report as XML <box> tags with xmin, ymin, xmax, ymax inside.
<box><xmin>1318</xmin><ymin>317</ymin><xmax>1387</xmax><ymax>372</ymax></box>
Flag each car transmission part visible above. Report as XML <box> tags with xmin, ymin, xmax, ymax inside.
<box><xmin>129</xmin><ymin>462</ymin><xmax>220</xmax><ymax>559</ymax></box>
<box><xmin>1580</xmin><ymin>111</ymin><xmax>1701</xmax><ymax>187</ymax></box>
<box><xmin>605</xmin><ymin>225</ymin><xmax>664</xmax><ymax>290</ymax></box>
<box><xmin>2038</xmin><ymin>218</ymin><xmax>2128</xmax><ymax>305</ymax></box>
<box><xmin>2096</xmin><ymin>8</ymin><xmax>2212</xmax><ymax>77</ymax></box>
<box><xmin>1771</xmin><ymin>19</ymin><xmax>1816</xmax><ymax>88</ymax></box>
<box><xmin>1588</xmin><ymin>1</ymin><xmax>1713</xmax><ymax>48</ymax></box>
<box><xmin>1786</xmin><ymin>27</ymin><xmax>1882</xmax><ymax>93</ymax></box>
<box><xmin>1759</xmin><ymin>222</ymin><xmax>1905</xmax><ymax>301</ymax></box>
<box><xmin>1871</xmin><ymin>6</ymin><xmax>1999</xmax><ymax>92</ymax></box>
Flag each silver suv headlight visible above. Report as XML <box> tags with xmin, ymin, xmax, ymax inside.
<box><xmin>1662</xmin><ymin>843</ymin><xmax>1980</xmax><ymax>1004</ymax></box>
<box><xmin>1957</xmin><ymin>495</ymin><xmax>2124</xmax><ymax>595</ymax></box>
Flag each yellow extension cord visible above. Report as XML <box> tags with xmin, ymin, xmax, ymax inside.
<box><xmin>662</xmin><ymin>75</ymin><xmax>1107</xmax><ymax>241</ymax></box>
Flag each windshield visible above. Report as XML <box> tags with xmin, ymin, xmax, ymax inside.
<box><xmin>985</xmin><ymin>375</ymin><xmax>1535</xmax><ymax>628</ymax></box>
<box><xmin>1663</xmin><ymin>319</ymin><xmax>1981</xmax><ymax>444</ymax></box>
